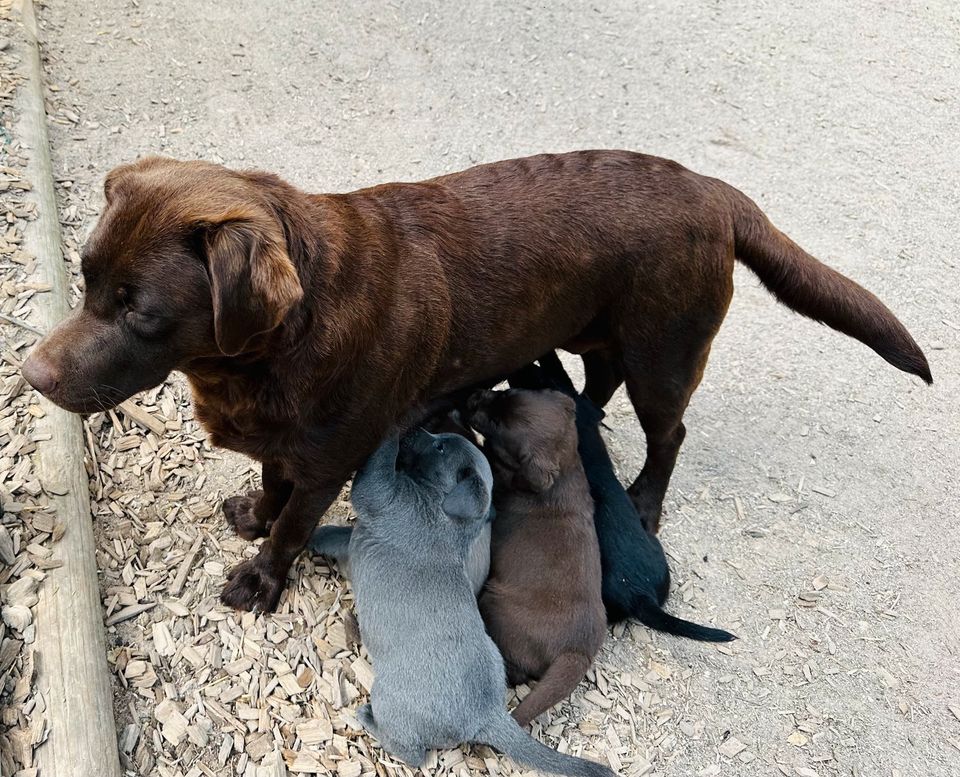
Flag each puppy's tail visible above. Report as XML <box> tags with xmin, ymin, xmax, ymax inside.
<box><xmin>480</xmin><ymin>713</ymin><xmax>617</xmax><ymax>777</ymax></box>
<box><xmin>634</xmin><ymin>594</ymin><xmax>736</xmax><ymax>643</ymax></box>
<box><xmin>509</xmin><ymin>652</ymin><xmax>593</xmax><ymax>728</ymax></box>
<box><xmin>723</xmin><ymin>183</ymin><xmax>931</xmax><ymax>383</ymax></box>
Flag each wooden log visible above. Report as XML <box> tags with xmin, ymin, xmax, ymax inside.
<box><xmin>12</xmin><ymin>1</ymin><xmax>123</xmax><ymax>776</ymax></box>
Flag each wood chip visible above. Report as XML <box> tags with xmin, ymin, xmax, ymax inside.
<box><xmin>155</xmin><ymin>699</ymin><xmax>189</xmax><ymax>746</ymax></box>
<box><xmin>104</xmin><ymin>602</ymin><xmax>156</xmax><ymax>626</ymax></box>
<box><xmin>286</xmin><ymin>752</ymin><xmax>326</xmax><ymax>774</ymax></box>
<box><xmin>168</xmin><ymin>534</ymin><xmax>203</xmax><ymax>597</ymax></box>
<box><xmin>583</xmin><ymin>690</ymin><xmax>614</xmax><ymax>709</ymax></box>
<box><xmin>119</xmin><ymin>399</ymin><xmax>166</xmax><ymax>436</ymax></box>
<box><xmin>297</xmin><ymin>718</ymin><xmax>333</xmax><ymax>746</ymax></box>
<box><xmin>245</xmin><ymin>731</ymin><xmax>274</xmax><ymax>761</ymax></box>
<box><xmin>336</xmin><ymin>762</ymin><xmax>361</xmax><ymax>777</ymax></box>
<box><xmin>718</xmin><ymin>736</ymin><xmax>746</xmax><ymax>758</ymax></box>
<box><xmin>349</xmin><ymin>657</ymin><xmax>374</xmax><ymax>693</ymax></box>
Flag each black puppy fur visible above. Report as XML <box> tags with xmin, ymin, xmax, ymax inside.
<box><xmin>510</xmin><ymin>353</ymin><xmax>736</xmax><ymax>642</ymax></box>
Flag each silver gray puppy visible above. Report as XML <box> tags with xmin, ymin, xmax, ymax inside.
<box><xmin>315</xmin><ymin>429</ymin><xmax>615</xmax><ymax>777</ymax></box>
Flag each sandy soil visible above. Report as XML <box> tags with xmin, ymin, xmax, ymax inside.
<box><xmin>22</xmin><ymin>1</ymin><xmax>960</xmax><ymax>775</ymax></box>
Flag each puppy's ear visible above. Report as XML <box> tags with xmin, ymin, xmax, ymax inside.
<box><xmin>513</xmin><ymin>391</ymin><xmax>574</xmax><ymax>492</ymax></box>
<box><xmin>442</xmin><ymin>471</ymin><xmax>491</xmax><ymax>522</ymax></box>
<box><xmin>548</xmin><ymin>390</ymin><xmax>577</xmax><ymax>419</ymax></box>
<box><xmin>513</xmin><ymin>447</ymin><xmax>561</xmax><ymax>493</ymax></box>
<box><xmin>199</xmin><ymin>210</ymin><xmax>303</xmax><ymax>356</ymax></box>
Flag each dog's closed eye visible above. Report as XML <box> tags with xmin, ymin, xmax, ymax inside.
<box><xmin>456</xmin><ymin>467</ymin><xmax>472</xmax><ymax>482</ymax></box>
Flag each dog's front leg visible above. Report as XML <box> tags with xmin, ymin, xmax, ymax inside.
<box><xmin>220</xmin><ymin>480</ymin><xmax>342</xmax><ymax>612</ymax></box>
<box><xmin>222</xmin><ymin>460</ymin><xmax>294</xmax><ymax>540</ymax></box>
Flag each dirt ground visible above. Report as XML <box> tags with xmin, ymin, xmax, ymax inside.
<box><xmin>19</xmin><ymin>0</ymin><xmax>960</xmax><ymax>775</ymax></box>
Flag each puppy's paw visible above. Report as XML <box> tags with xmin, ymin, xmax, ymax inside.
<box><xmin>220</xmin><ymin>556</ymin><xmax>284</xmax><ymax>612</ymax></box>
<box><xmin>222</xmin><ymin>490</ymin><xmax>271</xmax><ymax>540</ymax></box>
<box><xmin>356</xmin><ymin>703</ymin><xmax>376</xmax><ymax>733</ymax></box>
<box><xmin>343</xmin><ymin>609</ymin><xmax>362</xmax><ymax>647</ymax></box>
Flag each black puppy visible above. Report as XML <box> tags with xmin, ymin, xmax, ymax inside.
<box><xmin>511</xmin><ymin>353</ymin><xmax>735</xmax><ymax>642</ymax></box>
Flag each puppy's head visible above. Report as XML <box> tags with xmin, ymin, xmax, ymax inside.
<box><xmin>21</xmin><ymin>156</ymin><xmax>303</xmax><ymax>413</ymax></box>
<box><xmin>466</xmin><ymin>388</ymin><xmax>577</xmax><ymax>493</ymax></box>
<box><xmin>399</xmin><ymin>429</ymin><xmax>493</xmax><ymax>526</ymax></box>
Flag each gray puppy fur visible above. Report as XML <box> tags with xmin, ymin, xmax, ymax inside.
<box><xmin>310</xmin><ymin>516</ymin><xmax>491</xmax><ymax>595</ymax></box>
<box><xmin>316</xmin><ymin>429</ymin><xmax>615</xmax><ymax>777</ymax></box>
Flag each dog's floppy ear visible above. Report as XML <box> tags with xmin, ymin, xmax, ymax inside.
<box><xmin>513</xmin><ymin>446</ymin><xmax>561</xmax><ymax>493</ymax></box>
<box><xmin>442</xmin><ymin>470</ymin><xmax>491</xmax><ymax>522</ymax></box>
<box><xmin>512</xmin><ymin>393</ymin><xmax>573</xmax><ymax>493</ymax></box>
<box><xmin>199</xmin><ymin>208</ymin><xmax>304</xmax><ymax>356</ymax></box>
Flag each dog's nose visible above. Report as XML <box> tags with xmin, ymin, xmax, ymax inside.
<box><xmin>22</xmin><ymin>353</ymin><xmax>60</xmax><ymax>395</ymax></box>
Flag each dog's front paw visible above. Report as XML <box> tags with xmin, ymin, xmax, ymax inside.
<box><xmin>222</xmin><ymin>490</ymin><xmax>271</xmax><ymax>540</ymax></box>
<box><xmin>220</xmin><ymin>556</ymin><xmax>284</xmax><ymax>612</ymax></box>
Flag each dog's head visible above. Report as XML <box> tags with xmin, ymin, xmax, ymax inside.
<box><xmin>21</xmin><ymin>156</ymin><xmax>304</xmax><ymax>413</ymax></box>
<box><xmin>399</xmin><ymin>429</ymin><xmax>493</xmax><ymax>525</ymax></box>
<box><xmin>466</xmin><ymin>387</ymin><xmax>577</xmax><ymax>493</ymax></box>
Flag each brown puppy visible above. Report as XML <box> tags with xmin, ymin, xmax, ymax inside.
<box><xmin>467</xmin><ymin>387</ymin><xmax>606</xmax><ymax>728</ymax></box>
<box><xmin>20</xmin><ymin>151</ymin><xmax>930</xmax><ymax>611</ymax></box>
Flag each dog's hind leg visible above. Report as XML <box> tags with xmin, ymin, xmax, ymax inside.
<box><xmin>509</xmin><ymin>652</ymin><xmax>593</xmax><ymax>728</ymax></box>
<box><xmin>358</xmin><ymin>705</ymin><xmax>427</xmax><ymax>767</ymax></box>
<box><xmin>617</xmin><ymin>281</ymin><xmax>731</xmax><ymax>533</ymax></box>
<box><xmin>582</xmin><ymin>348</ymin><xmax>623</xmax><ymax>407</ymax></box>
<box><xmin>308</xmin><ymin>525</ymin><xmax>352</xmax><ymax>563</ymax></box>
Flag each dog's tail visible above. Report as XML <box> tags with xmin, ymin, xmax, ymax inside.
<box><xmin>634</xmin><ymin>593</ymin><xmax>736</xmax><ymax>643</ymax></box>
<box><xmin>479</xmin><ymin>712</ymin><xmax>617</xmax><ymax>777</ymax></box>
<box><xmin>508</xmin><ymin>652</ymin><xmax>593</xmax><ymax>728</ymax></box>
<box><xmin>723</xmin><ymin>183</ymin><xmax>931</xmax><ymax>383</ymax></box>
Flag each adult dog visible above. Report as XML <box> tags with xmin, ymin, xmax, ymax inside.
<box><xmin>21</xmin><ymin>151</ymin><xmax>930</xmax><ymax>610</ymax></box>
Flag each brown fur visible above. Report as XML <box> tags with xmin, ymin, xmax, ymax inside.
<box><xmin>467</xmin><ymin>388</ymin><xmax>606</xmax><ymax>727</ymax></box>
<box><xmin>20</xmin><ymin>151</ymin><xmax>931</xmax><ymax>611</ymax></box>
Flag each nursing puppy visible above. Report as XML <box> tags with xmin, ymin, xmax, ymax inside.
<box><xmin>342</xmin><ymin>430</ymin><xmax>614</xmax><ymax>777</ymax></box>
<box><xmin>310</xmin><ymin>416</ymin><xmax>490</xmax><ymax>593</ymax></box>
<box><xmin>466</xmin><ymin>389</ymin><xmax>607</xmax><ymax>728</ymax></box>
<box><xmin>518</xmin><ymin>354</ymin><xmax>736</xmax><ymax>641</ymax></box>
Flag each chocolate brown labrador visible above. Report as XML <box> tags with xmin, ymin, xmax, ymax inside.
<box><xmin>467</xmin><ymin>388</ymin><xmax>606</xmax><ymax>728</ymax></box>
<box><xmin>20</xmin><ymin>151</ymin><xmax>931</xmax><ymax>611</ymax></box>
